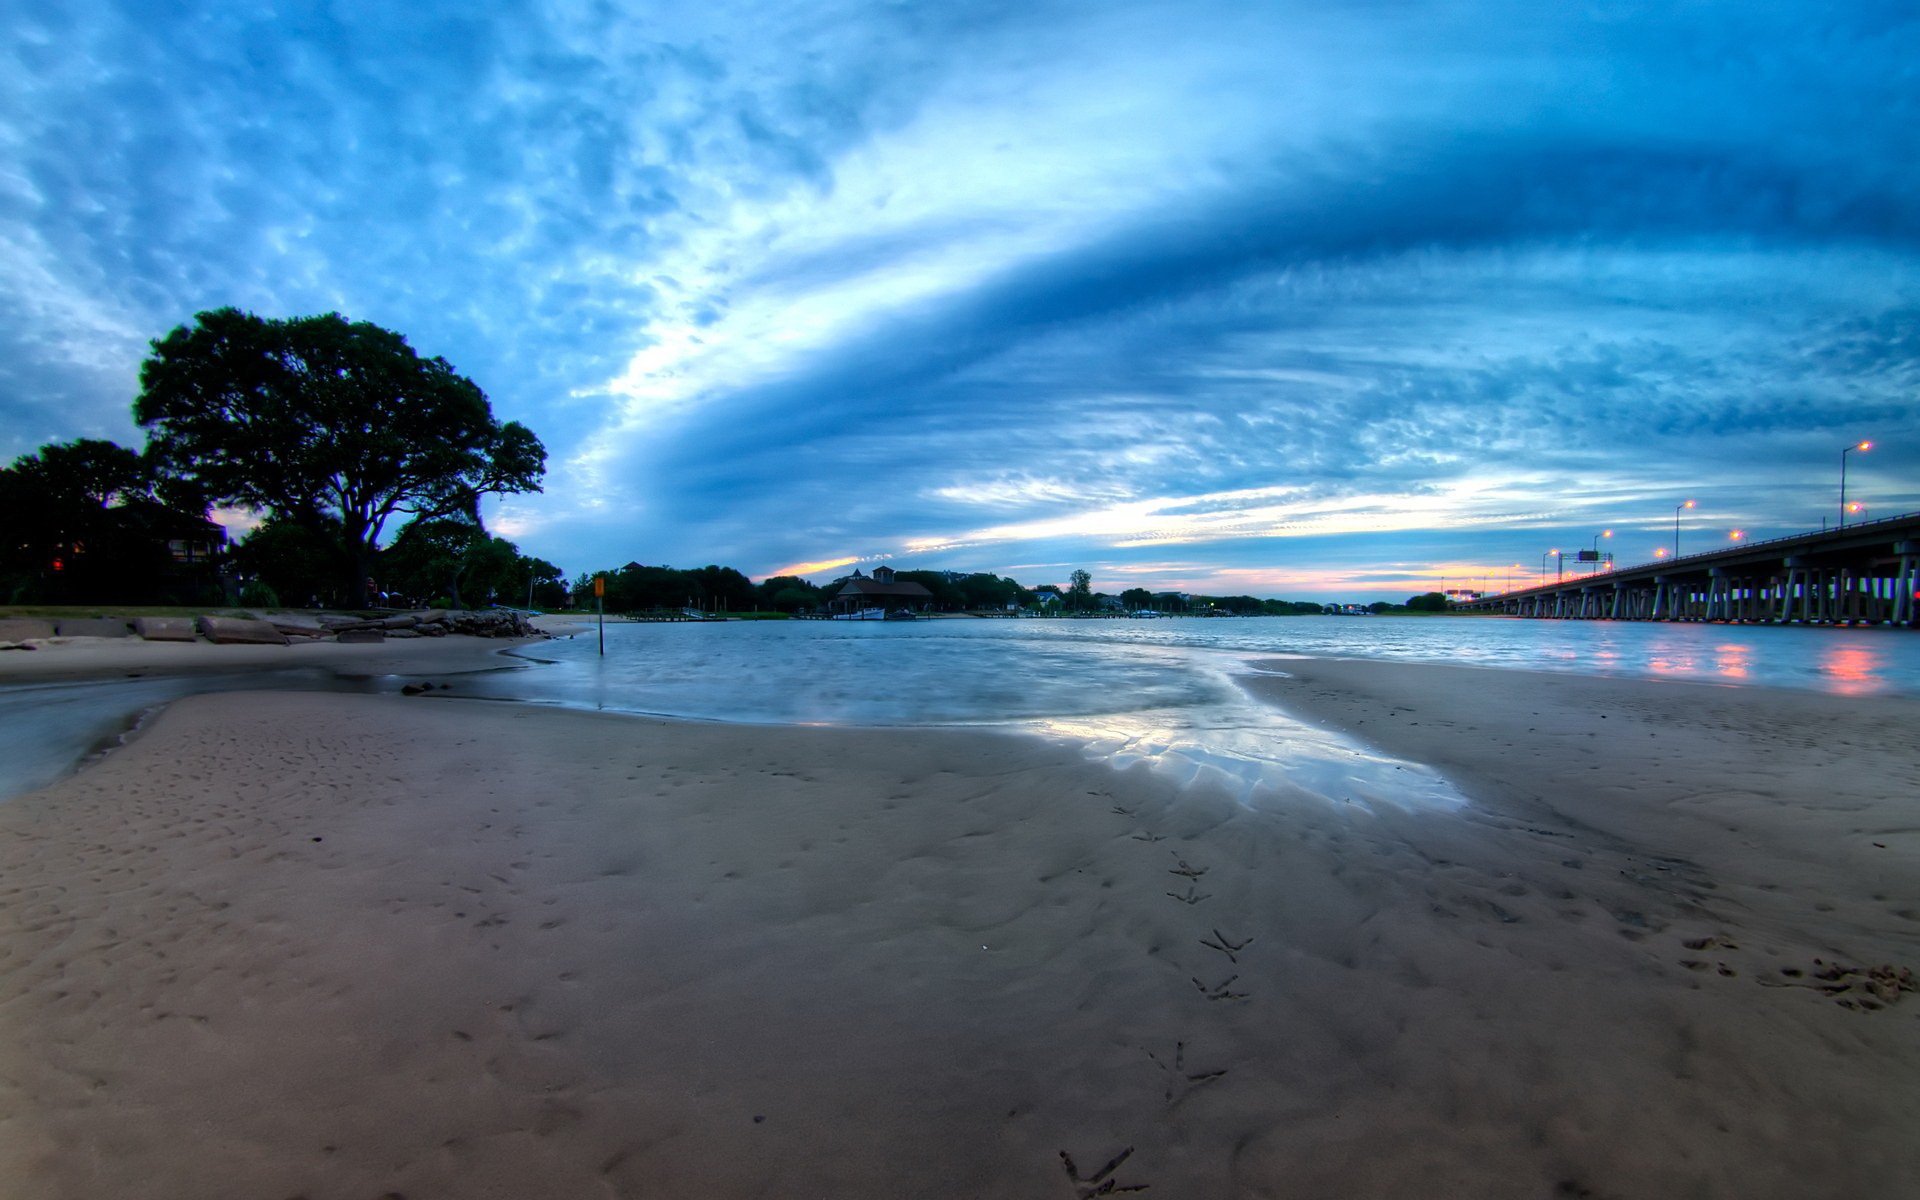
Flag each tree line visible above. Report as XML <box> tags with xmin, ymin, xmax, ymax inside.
<box><xmin>2</xmin><ymin>309</ymin><xmax>548</xmax><ymax>609</ymax></box>
<box><xmin>573</xmin><ymin>561</ymin><xmax>1351</xmax><ymax>617</ymax></box>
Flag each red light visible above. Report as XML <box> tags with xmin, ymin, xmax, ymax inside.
<box><xmin>51</xmin><ymin>558</ymin><xmax>63</xmax><ymax>572</ymax></box>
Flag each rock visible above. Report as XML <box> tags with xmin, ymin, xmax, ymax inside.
<box><xmin>444</xmin><ymin>610</ymin><xmax>537</xmax><ymax>638</ymax></box>
<box><xmin>336</xmin><ymin>629</ymin><xmax>386</xmax><ymax>644</ymax></box>
<box><xmin>54</xmin><ymin>617</ymin><xmax>133</xmax><ymax>638</ymax></box>
<box><xmin>315</xmin><ymin>614</ymin><xmax>368</xmax><ymax>630</ymax></box>
<box><xmin>384</xmin><ymin>628</ymin><xmax>422</xmax><ymax>639</ymax></box>
<box><xmin>132</xmin><ymin>616</ymin><xmax>198</xmax><ymax>642</ymax></box>
<box><xmin>415</xmin><ymin>622</ymin><xmax>450</xmax><ymax>637</ymax></box>
<box><xmin>265</xmin><ymin>614</ymin><xmax>329</xmax><ymax>636</ymax></box>
<box><xmin>196</xmin><ymin>616</ymin><xmax>289</xmax><ymax>645</ymax></box>
<box><xmin>0</xmin><ymin>619</ymin><xmax>56</xmax><ymax>642</ymax></box>
<box><xmin>407</xmin><ymin>609</ymin><xmax>450</xmax><ymax>625</ymax></box>
<box><xmin>378</xmin><ymin>614</ymin><xmax>419</xmax><ymax>630</ymax></box>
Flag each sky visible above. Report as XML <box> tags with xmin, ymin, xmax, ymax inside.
<box><xmin>1</xmin><ymin>1</ymin><xmax>1915</xmax><ymax>601</ymax></box>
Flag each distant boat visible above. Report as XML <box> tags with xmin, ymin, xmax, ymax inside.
<box><xmin>883</xmin><ymin>609</ymin><xmax>916</xmax><ymax>621</ymax></box>
<box><xmin>831</xmin><ymin>607</ymin><xmax>888</xmax><ymax>620</ymax></box>
<box><xmin>1130</xmin><ymin>610</ymin><xmax>1163</xmax><ymax>618</ymax></box>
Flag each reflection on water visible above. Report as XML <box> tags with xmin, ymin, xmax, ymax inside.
<box><xmin>1819</xmin><ymin>643</ymin><xmax>1884</xmax><ymax>696</ymax></box>
<box><xmin>475</xmin><ymin>624</ymin><xmax>1469</xmax><ymax>810</ymax></box>
<box><xmin>463</xmin><ymin>617</ymin><xmax>1920</xmax><ymax>809</ymax></box>
<box><xmin>1032</xmin><ymin>709</ymin><xmax>1466</xmax><ymax>813</ymax></box>
<box><xmin>8</xmin><ymin>614</ymin><xmax>1912</xmax><ymax>808</ymax></box>
<box><xmin>1712</xmin><ymin>643</ymin><xmax>1752</xmax><ymax>680</ymax></box>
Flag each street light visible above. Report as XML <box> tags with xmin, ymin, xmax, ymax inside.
<box><xmin>1848</xmin><ymin>501</ymin><xmax>1869</xmax><ymax>522</ymax></box>
<box><xmin>1592</xmin><ymin>529</ymin><xmax>1612</xmax><ymax>573</ymax></box>
<box><xmin>1729</xmin><ymin>529</ymin><xmax>1746</xmax><ymax>542</ymax></box>
<box><xmin>1840</xmin><ymin>440</ymin><xmax>1872</xmax><ymax>527</ymax></box>
<box><xmin>1674</xmin><ymin>499</ymin><xmax>1694</xmax><ymax>559</ymax></box>
<box><xmin>1541</xmin><ymin>548</ymin><xmax>1560</xmax><ymax>586</ymax></box>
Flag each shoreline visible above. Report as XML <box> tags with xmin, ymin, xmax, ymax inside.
<box><xmin>1</xmin><ymin>648</ymin><xmax>1916</xmax><ymax>1195</ymax></box>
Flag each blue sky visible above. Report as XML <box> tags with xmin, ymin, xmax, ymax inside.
<box><xmin>2</xmin><ymin>1</ymin><xmax>1914</xmax><ymax>600</ymax></box>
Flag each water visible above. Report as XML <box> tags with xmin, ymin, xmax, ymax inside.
<box><xmin>0</xmin><ymin>668</ymin><xmax>384</xmax><ymax>800</ymax></box>
<box><xmin>5</xmin><ymin>616</ymin><xmax>1912</xmax><ymax>806</ymax></box>
<box><xmin>453</xmin><ymin>614</ymin><xmax>1914</xmax><ymax>809</ymax></box>
<box><xmin>500</xmin><ymin>615</ymin><xmax>1920</xmax><ymax>715</ymax></box>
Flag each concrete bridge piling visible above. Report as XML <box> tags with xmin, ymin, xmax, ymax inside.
<box><xmin>1454</xmin><ymin>512</ymin><xmax>1920</xmax><ymax>627</ymax></box>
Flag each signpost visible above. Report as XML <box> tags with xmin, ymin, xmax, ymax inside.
<box><xmin>594</xmin><ymin>575</ymin><xmax>605</xmax><ymax>657</ymax></box>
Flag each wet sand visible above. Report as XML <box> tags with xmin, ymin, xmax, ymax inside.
<box><xmin>0</xmin><ymin>650</ymin><xmax>1915</xmax><ymax>1198</ymax></box>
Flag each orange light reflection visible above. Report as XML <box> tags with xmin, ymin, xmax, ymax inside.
<box><xmin>1711</xmin><ymin>642</ymin><xmax>1751</xmax><ymax>680</ymax></box>
<box><xmin>1819</xmin><ymin>644</ymin><xmax>1885</xmax><ymax>696</ymax></box>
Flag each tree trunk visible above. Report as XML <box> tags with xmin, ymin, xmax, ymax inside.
<box><xmin>346</xmin><ymin>515</ymin><xmax>374</xmax><ymax>608</ymax></box>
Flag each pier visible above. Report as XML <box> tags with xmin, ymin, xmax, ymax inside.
<box><xmin>1454</xmin><ymin>511</ymin><xmax>1920</xmax><ymax>627</ymax></box>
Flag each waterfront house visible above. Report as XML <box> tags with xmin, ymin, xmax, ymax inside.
<box><xmin>827</xmin><ymin>566</ymin><xmax>934</xmax><ymax>615</ymax></box>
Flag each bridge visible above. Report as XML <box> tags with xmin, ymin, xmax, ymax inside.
<box><xmin>1452</xmin><ymin>511</ymin><xmax>1920</xmax><ymax>627</ymax></box>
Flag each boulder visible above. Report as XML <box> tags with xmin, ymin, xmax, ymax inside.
<box><xmin>315</xmin><ymin>614</ymin><xmax>369</xmax><ymax>630</ymax></box>
<box><xmin>132</xmin><ymin>616</ymin><xmax>198</xmax><ymax>642</ymax></box>
<box><xmin>336</xmin><ymin>629</ymin><xmax>386</xmax><ymax>644</ymax></box>
<box><xmin>54</xmin><ymin>617</ymin><xmax>133</xmax><ymax>638</ymax></box>
<box><xmin>196</xmin><ymin>616</ymin><xmax>289</xmax><ymax>645</ymax></box>
<box><xmin>378</xmin><ymin>614</ymin><xmax>419</xmax><ymax>630</ymax></box>
<box><xmin>0</xmin><ymin>618</ymin><xmax>56</xmax><ymax>643</ymax></box>
<box><xmin>265</xmin><ymin>614</ymin><xmax>329</xmax><ymax>636</ymax></box>
<box><xmin>384</xmin><ymin>628</ymin><xmax>422</xmax><ymax>639</ymax></box>
<box><xmin>445</xmin><ymin>610</ymin><xmax>536</xmax><ymax>638</ymax></box>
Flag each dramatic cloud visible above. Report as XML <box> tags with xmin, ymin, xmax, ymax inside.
<box><xmin>2</xmin><ymin>0</ymin><xmax>1914</xmax><ymax>598</ymax></box>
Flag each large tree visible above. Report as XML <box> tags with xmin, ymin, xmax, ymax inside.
<box><xmin>135</xmin><ymin>308</ymin><xmax>545</xmax><ymax>606</ymax></box>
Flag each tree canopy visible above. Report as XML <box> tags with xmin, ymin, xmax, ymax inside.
<box><xmin>134</xmin><ymin>308</ymin><xmax>545</xmax><ymax>605</ymax></box>
<box><xmin>0</xmin><ymin>438</ymin><xmax>221</xmax><ymax>604</ymax></box>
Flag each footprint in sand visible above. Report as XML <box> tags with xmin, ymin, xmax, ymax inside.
<box><xmin>1145</xmin><ymin>1041</ymin><xmax>1228</xmax><ymax>1107</ymax></box>
<box><xmin>1059</xmin><ymin>1145</ymin><xmax>1149</xmax><ymax>1196</ymax></box>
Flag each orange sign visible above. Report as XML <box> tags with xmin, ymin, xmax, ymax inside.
<box><xmin>593</xmin><ymin>576</ymin><xmax>605</xmax><ymax>598</ymax></box>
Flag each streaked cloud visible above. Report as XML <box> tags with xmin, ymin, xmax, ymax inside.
<box><xmin>1</xmin><ymin>1</ymin><xmax>1914</xmax><ymax>598</ymax></box>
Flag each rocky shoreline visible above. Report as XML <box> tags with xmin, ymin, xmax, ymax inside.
<box><xmin>0</xmin><ymin>608</ymin><xmax>542</xmax><ymax>651</ymax></box>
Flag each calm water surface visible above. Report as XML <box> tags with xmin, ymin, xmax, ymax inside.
<box><xmin>5</xmin><ymin>616</ymin><xmax>1912</xmax><ymax>805</ymax></box>
<box><xmin>451</xmin><ymin>615</ymin><xmax>1916</xmax><ymax>808</ymax></box>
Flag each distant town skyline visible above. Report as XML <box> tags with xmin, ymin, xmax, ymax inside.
<box><xmin>3</xmin><ymin>2</ymin><xmax>1915</xmax><ymax>601</ymax></box>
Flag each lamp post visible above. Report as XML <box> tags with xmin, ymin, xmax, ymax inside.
<box><xmin>1674</xmin><ymin>499</ymin><xmax>1694</xmax><ymax>559</ymax></box>
<box><xmin>1840</xmin><ymin>440</ymin><xmax>1872</xmax><ymax>527</ymax></box>
<box><xmin>1592</xmin><ymin>529</ymin><xmax>1612</xmax><ymax>573</ymax></box>
<box><xmin>1729</xmin><ymin>529</ymin><xmax>1745</xmax><ymax>543</ymax></box>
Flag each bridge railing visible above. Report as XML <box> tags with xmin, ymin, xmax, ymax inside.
<box><xmin>1466</xmin><ymin>508</ymin><xmax>1920</xmax><ymax>601</ymax></box>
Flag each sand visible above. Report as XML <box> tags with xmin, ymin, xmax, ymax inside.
<box><xmin>0</xmin><ymin>646</ymin><xmax>1916</xmax><ymax>1198</ymax></box>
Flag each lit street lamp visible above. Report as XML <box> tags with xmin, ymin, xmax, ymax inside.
<box><xmin>1674</xmin><ymin>499</ymin><xmax>1694</xmax><ymax>559</ymax></box>
<box><xmin>1840</xmin><ymin>440</ymin><xmax>1872</xmax><ymax>527</ymax></box>
<box><xmin>1592</xmin><ymin>529</ymin><xmax>1612</xmax><ymax>573</ymax></box>
<box><xmin>1729</xmin><ymin>529</ymin><xmax>1746</xmax><ymax>542</ymax></box>
<box><xmin>1541</xmin><ymin>548</ymin><xmax>1560</xmax><ymax>586</ymax></box>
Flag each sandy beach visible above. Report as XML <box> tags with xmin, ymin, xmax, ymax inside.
<box><xmin>1</xmin><ymin>639</ymin><xmax>1916</xmax><ymax>1198</ymax></box>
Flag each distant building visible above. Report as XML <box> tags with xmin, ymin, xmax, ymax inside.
<box><xmin>828</xmin><ymin>565</ymin><xmax>934</xmax><ymax>614</ymax></box>
<box><xmin>1031</xmin><ymin>586</ymin><xmax>1062</xmax><ymax>606</ymax></box>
